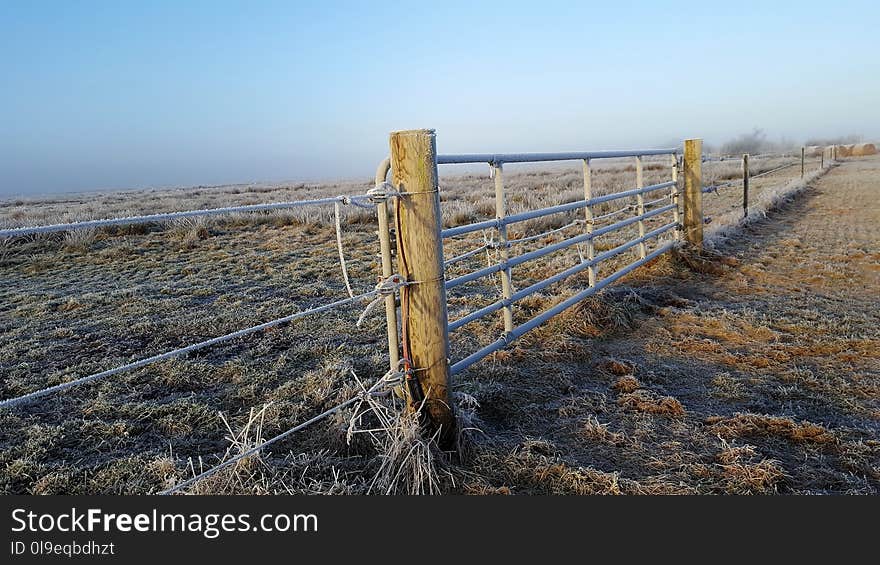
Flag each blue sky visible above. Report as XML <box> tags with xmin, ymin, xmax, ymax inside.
<box><xmin>1</xmin><ymin>0</ymin><xmax>877</xmax><ymax>195</ymax></box>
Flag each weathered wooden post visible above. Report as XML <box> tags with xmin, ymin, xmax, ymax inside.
<box><xmin>820</xmin><ymin>150</ymin><xmax>824</xmax><ymax>169</ymax></box>
<box><xmin>801</xmin><ymin>146</ymin><xmax>805</xmax><ymax>178</ymax></box>
<box><xmin>742</xmin><ymin>153</ymin><xmax>749</xmax><ymax>219</ymax></box>
<box><xmin>682</xmin><ymin>139</ymin><xmax>703</xmax><ymax>247</ymax></box>
<box><xmin>389</xmin><ymin>129</ymin><xmax>455</xmax><ymax>446</ymax></box>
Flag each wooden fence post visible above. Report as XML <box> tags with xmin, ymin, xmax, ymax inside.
<box><xmin>682</xmin><ymin>139</ymin><xmax>703</xmax><ymax>247</ymax></box>
<box><xmin>801</xmin><ymin>146</ymin><xmax>805</xmax><ymax>178</ymax></box>
<box><xmin>389</xmin><ymin>129</ymin><xmax>456</xmax><ymax>446</ymax></box>
<box><xmin>742</xmin><ymin>153</ymin><xmax>749</xmax><ymax>219</ymax></box>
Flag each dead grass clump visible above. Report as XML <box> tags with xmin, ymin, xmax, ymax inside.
<box><xmin>365</xmin><ymin>409</ymin><xmax>447</xmax><ymax>495</ymax></box>
<box><xmin>487</xmin><ymin>447</ymin><xmax>641</xmax><ymax>494</ymax></box>
<box><xmin>580</xmin><ymin>415</ymin><xmax>626</xmax><ymax>444</ymax></box>
<box><xmin>618</xmin><ymin>390</ymin><xmax>686</xmax><ymax>417</ymax></box>
<box><xmin>181</xmin><ymin>404</ymin><xmax>273</xmax><ymax>495</ymax></box>
<box><xmin>706</xmin><ymin>413</ymin><xmax>836</xmax><ymax>445</ymax></box>
<box><xmin>343</xmin><ymin>385</ymin><xmax>451</xmax><ymax>495</ymax></box>
<box><xmin>169</xmin><ymin>217</ymin><xmax>211</xmax><ymax>248</ymax></box>
<box><xmin>570</xmin><ymin>288</ymin><xmax>654</xmax><ymax>338</ymax></box>
<box><xmin>710</xmin><ymin>372</ymin><xmax>747</xmax><ymax>400</ymax></box>
<box><xmin>715</xmin><ymin>441</ymin><xmax>787</xmax><ymax>494</ymax></box>
<box><xmin>613</xmin><ymin>375</ymin><xmax>640</xmax><ymax>393</ymax></box>
<box><xmin>63</xmin><ymin>227</ymin><xmax>98</xmax><ymax>250</ymax></box>
<box><xmin>0</xmin><ymin>238</ymin><xmax>14</xmax><ymax>265</ymax></box>
<box><xmin>671</xmin><ymin>246</ymin><xmax>738</xmax><ymax>275</ymax></box>
<box><xmin>58</xmin><ymin>298</ymin><xmax>84</xmax><ymax>312</ymax></box>
<box><xmin>599</xmin><ymin>358</ymin><xmax>634</xmax><ymax>376</ymax></box>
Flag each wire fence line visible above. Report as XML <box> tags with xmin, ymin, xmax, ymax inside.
<box><xmin>0</xmin><ymin>276</ymin><xmax>407</xmax><ymax>411</ymax></box>
<box><xmin>750</xmin><ymin>161</ymin><xmax>800</xmax><ymax>180</ymax></box>
<box><xmin>0</xmin><ymin>185</ymin><xmax>413</xmax><ymax>409</ymax></box>
<box><xmin>702</xmin><ymin>159</ymin><xmax>802</xmax><ymax>193</ymax></box>
<box><xmin>702</xmin><ymin>150</ymin><xmax>798</xmax><ymax>163</ymax></box>
<box><xmin>0</xmin><ymin>195</ymin><xmax>376</xmax><ymax>239</ymax></box>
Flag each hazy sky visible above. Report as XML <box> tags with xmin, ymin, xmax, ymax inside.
<box><xmin>2</xmin><ymin>0</ymin><xmax>878</xmax><ymax>196</ymax></box>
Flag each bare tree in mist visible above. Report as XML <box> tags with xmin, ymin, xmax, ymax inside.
<box><xmin>721</xmin><ymin>128</ymin><xmax>774</xmax><ymax>155</ymax></box>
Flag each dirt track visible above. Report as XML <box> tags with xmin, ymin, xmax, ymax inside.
<box><xmin>466</xmin><ymin>156</ymin><xmax>879</xmax><ymax>494</ymax></box>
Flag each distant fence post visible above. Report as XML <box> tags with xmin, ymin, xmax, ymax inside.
<box><xmin>820</xmin><ymin>149</ymin><xmax>824</xmax><ymax>170</ymax></box>
<box><xmin>801</xmin><ymin>146</ymin><xmax>805</xmax><ymax>178</ymax></box>
<box><xmin>389</xmin><ymin>128</ymin><xmax>455</xmax><ymax>446</ymax></box>
<box><xmin>742</xmin><ymin>153</ymin><xmax>749</xmax><ymax>219</ymax></box>
<box><xmin>683</xmin><ymin>138</ymin><xmax>703</xmax><ymax>247</ymax></box>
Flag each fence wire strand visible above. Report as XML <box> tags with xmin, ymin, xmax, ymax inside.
<box><xmin>0</xmin><ymin>281</ymin><xmax>402</xmax><ymax>410</ymax></box>
<box><xmin>159</xmin><ymin>369</ymin><xmax>403</xmax><ymax>495</ymax></box>
<box><xmin>0</xmin><ymin>195</ymin><xmax>375</xmax><ymax>238</ymax></box>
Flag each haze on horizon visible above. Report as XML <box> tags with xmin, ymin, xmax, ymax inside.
<box><xmin>1</xmin><ymin>0</ymin><xmax>878</xmax><ymax>197</ymax></box>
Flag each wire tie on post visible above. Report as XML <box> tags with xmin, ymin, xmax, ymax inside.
<box><xmin>366</xmin><ymin>182</ymin><xmax>402</xmax><ymax>203</ymax></box>
<box><xmin>356</xmin><ymin>274</ymin><xmax>408</xmax><ymax>327</ymax></box>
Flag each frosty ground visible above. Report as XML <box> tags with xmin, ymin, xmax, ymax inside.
<box><xmin>1</xmin><ymin>155</ymin><xmax>874</xmax><ymax>494</ymax></box>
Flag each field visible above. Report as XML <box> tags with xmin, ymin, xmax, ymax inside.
<box><xmin>2</xmin><ymin>153</ymin><xmax>876</xmax><ymax>495</ymax></box>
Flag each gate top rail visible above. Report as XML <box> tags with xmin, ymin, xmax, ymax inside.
<box><xmin>437</xmin><ymin>148</ymin><xmax>678</xmax><ymax>165</ymax></box>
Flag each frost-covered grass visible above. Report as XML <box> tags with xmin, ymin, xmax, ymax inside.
<box><xmin>2</xmin><ymin>154</ymin><xmax>872</xmax><ymax>495</ymax></box>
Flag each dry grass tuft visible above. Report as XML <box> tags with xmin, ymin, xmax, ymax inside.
<box><xmin>58</xmin><ymin>298</ymin><xmax>84</xmax><ymax>312</ymax></box>
<box><xmin>580</xmin><ymin>415</ymin><xmax>626</xmax><ymax>444</ymax></box>
<box><xmin>474</xmin><ymin>445</ymin><xmax>634</xmax><ymax>494</ymax></box>
<box><xmin>344</xmin><ymin>377</ymin><xmax>452</xmax><ymax>495</ymax></box>
<box><xmin>183</xmin><ymin>404</ymin><xmax>272</xmax><ymax>494</ymax></box>
<box><xmin>599</xmin><ymin>358</ymin><xmax>635</xmax><ymax>376</ymax></box>
<box><xmin>570</xmin><ymin>296</ymin><xmax>637</xmax><ymax>337</ymax></box>
<box><xmin>671</xmin><ymin>246</ymin><xmax>738</xmax><ymax>275</ymax></box>
<box><xmin>613</xmin><ymin>375</ymin><xmax>640</xmax><ymax>393</ymax></box>
<box><xmin>0</xmin><ymin>238</ymin><xmax>12</xmax><ymax>265</ymax></box>
<box><xmin>715</xmin><ymin>441</ymin><xmax>787</xmax><ymax>494</ymax></box>
<box><xmin>706</xmin><ymin>413</ymin><xmax>836</xmax><ymax>445</ymax></box>
<box><xmin>618</xmin><ymin>390</ymin><xmax>686</xmax><ymax>417</ymax></box>
<box><xmin>62</xmin><ymin>227</ymin><xmax>98</xmax><ymax>250</ymax></box>
<box><xmin>169</xmin><ymin>217</ymin><xmax>211</xmax><ymax>248</ymax></box>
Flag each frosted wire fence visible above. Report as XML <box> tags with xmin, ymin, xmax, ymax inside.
<box><xmin>701</xmin><ymin>152</ymin><xmax>803</xmax><ymax>194</ymax></box>
<box><xmin>422</xmin><ymin>148</ymin><xmax>681</xmax><ymax>375</ymax></box>
<box><xmin>0</xmin><ymin>194</ymin><xmax>395</xmax><ymax>410</ymax></box>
